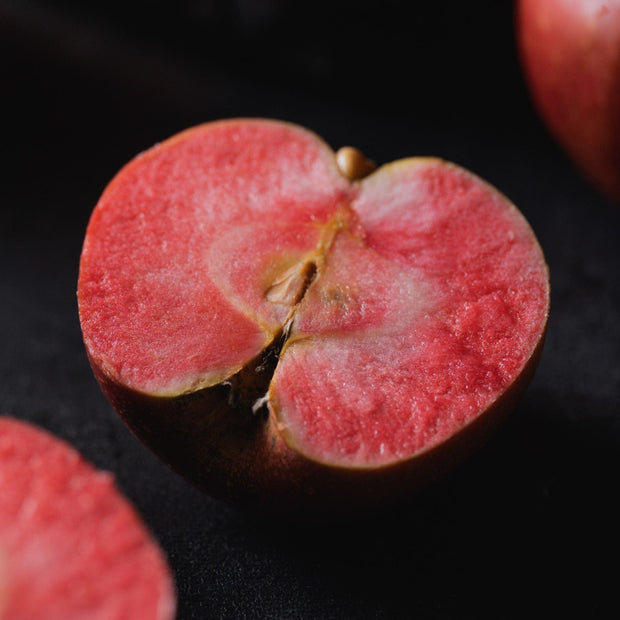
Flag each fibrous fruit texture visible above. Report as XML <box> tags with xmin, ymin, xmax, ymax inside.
<box><xmin>78</xmin><ymin>119</ymin><xmax>549</xmax><ymax>513</ymax></box>
<box><xmin>0</xmin><ymin>417</ymin><xmax>175</xmax><ymax>619</ymax></box>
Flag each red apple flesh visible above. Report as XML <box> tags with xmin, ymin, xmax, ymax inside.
<box><xmin>78</xmin><ymin>119</ymin><xmax>549</xmax><ymax>515</ymax></box>
<box><xmin>0</xmin><ymin>416</ymin><xmax>175</xmax><ymax>619</ymax></box>
<box><xmin>517</xmin><ymin>0</ymin><xmax>620</xmax><ymax>202</ymax></box>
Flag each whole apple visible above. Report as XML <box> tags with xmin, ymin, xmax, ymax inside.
<box><xmin>516</xmin><ymin>0</ymin><xmax>620</xmax><ymax>202</ymax></box>
<box><xmin>78</xmin><ymin>119</ymin><xmax>549</xmax><ymax>516</ymax></box>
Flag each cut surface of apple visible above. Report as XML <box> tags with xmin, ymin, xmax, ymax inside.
<box><xmin>78</xmin><ymin>119</ymin><xmax>549</xmax><ymax>510</ymax></box>
<box><xmin>0</xmin><ymin>417</ymin><xmax>175</xmax><ymax>619</ymax></box>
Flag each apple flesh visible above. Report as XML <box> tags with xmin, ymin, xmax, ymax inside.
<box><xmin>78</xmin><ymin>119</ymin><xmax>549</xmax><ymax>514</ymax></box>
<box><xmin>517</xmin><ymin>0</ymin><xmax>620</xmax><ymax>202</ymax></box>
<box><xmin>0</xmin><ymin>416</ymin><xmax>175</xmax><ymax>619</ymax></box>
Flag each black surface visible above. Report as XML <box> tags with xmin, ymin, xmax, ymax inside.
<box><xmin>2</xmin><ymin>1</ymin><xmax>619</xmax><ymax>618</ymax></box>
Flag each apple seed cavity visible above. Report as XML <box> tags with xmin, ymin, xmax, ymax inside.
<box><xmin>266</xmin><ymin>259</ymin><xmax>318</xmax><ymax>306</ymax></box>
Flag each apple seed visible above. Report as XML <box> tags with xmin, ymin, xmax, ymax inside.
<box><xmin>266</xmin><ymin>260</ymin><xmax>317</xmax><ymax>306</ymax></box>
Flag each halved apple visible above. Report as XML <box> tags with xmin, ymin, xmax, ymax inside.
<box><xmin>78</xmin><ymin>119</ymin><xmax>549</xmax><ymax>514</ymax></box>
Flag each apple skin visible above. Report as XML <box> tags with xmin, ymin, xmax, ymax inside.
<box><xmin>90</xmin><ymin>334</ymin><xmax>546</xmax><ymax>517</ymax></box>
<box><xmin>517</xmin><ymin>0</ymin><xmax>620</xmax><ymax>202</ymax></box>
<box><xmin>78</xmin><ymin>119</ymin><xmax>550</xmax><ymax>517</ymax></box>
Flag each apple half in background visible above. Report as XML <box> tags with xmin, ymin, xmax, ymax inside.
<box><xmin>78</xmin><ymin>119</ymin><xmax>549</xmax><ymax>515</ymax></box>
<box><xmin>0</xmin><ymin>416</ymin><xmax>175</xmax><ymax>619</ymax></box>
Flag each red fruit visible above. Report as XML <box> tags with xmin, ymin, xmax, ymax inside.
<box><xmin>517</xmin><ymin>0</ymin><xmax>620</xmax><ymax>202</ymax></box>
<box><xmin>78</xmin><ymin>119</ymin><xmax>549</xmax><ymax>514</ymax></box>
<box><xmin>0</xmin><ymin>417</ymin><xmax>175</xmax><ymax>619</ymax></box>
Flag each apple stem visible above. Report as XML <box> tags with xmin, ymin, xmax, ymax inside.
<box><xmin>336</xmin><ymin>146</ymin><xmax>377</xmax><ymax>180</ymax></box>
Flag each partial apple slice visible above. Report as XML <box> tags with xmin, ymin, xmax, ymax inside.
<box><xmin>0</xmin><ymin>416</ymin><xmax>175</xmax><ymax>619</ymax></box>
<box><xmin>78</xmin><ymin>119</ymin><xmax>549</xmax><ymax>514</ymax></box>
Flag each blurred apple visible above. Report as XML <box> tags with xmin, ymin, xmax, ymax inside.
<box><xmin>517</xmin><ymin>0</ymin><xmax>620</xmax><ymax>202</ymax></box>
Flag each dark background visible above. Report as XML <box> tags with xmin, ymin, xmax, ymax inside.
<box><xmin>1</xmin><ymin>1</ymin><xmax>619</xmax><ymax>618</ymax></box>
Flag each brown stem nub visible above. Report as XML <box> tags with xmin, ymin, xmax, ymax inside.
<box><xmin>336</xmin><ymin>146</ymin><xmax>377</xmax><ymax>180</ymax></box>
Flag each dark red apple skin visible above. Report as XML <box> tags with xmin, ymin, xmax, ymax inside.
<box><xmin>517</xmin><ymin>0</ymin><xmax>620</xmax><ymax>202</ymax></box>
<box><xmin>88</xmin><ymin>332</ymin><xmax>546</xmax><ymax>517</ymax></box>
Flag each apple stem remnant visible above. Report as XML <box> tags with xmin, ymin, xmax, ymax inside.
<box><xmin>336</xmin><ymin>146</ymin><xmax>377</xmax><ymax>180</ymax></box>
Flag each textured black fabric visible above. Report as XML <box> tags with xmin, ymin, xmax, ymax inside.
<box><xmin>1</xmin><ymin>2</ymin><xmax>618</xmax><ymax>618</ymax></box>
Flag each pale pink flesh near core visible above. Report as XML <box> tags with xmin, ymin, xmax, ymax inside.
<box><xmin>78</xmin><ymin>119</ymin><xmax>549</xmax><ymax>470</ymax></box>
<box><xmin>79</xmin><ymin>120</ymin><xmax>351</xmax><ymax>395</ymax></box>
<box><xmin>0</xmin><ymin>417</ymin><xmax>175</xmax><ymax>620</ymax></box>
